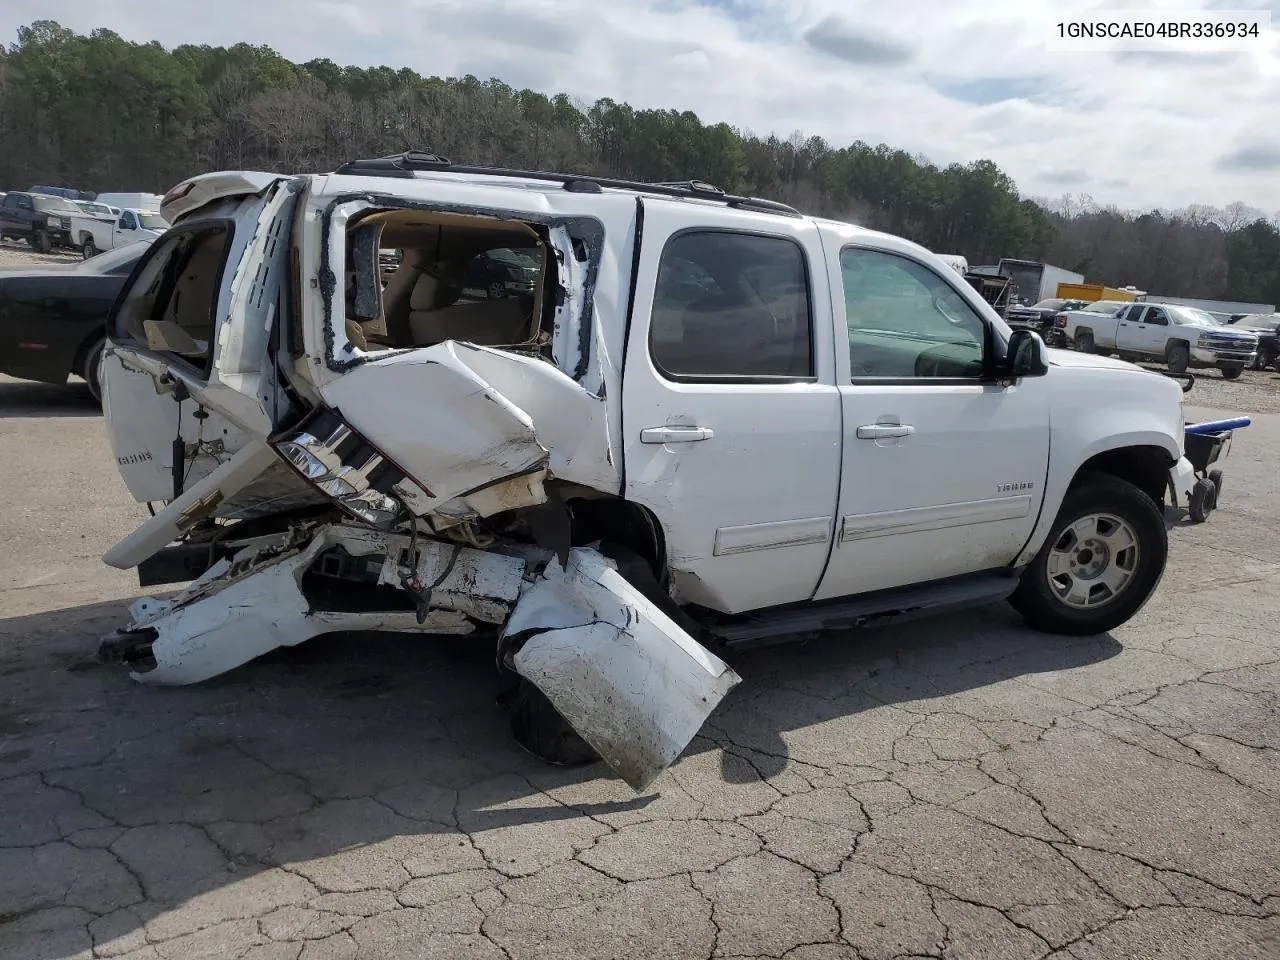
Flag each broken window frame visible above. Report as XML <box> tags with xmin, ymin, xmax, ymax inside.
<box><xmin>314</xmin><ymin>193</ymin><xmax>607</xmax><ymax>388</ymax></box>
<box><xmin>106</xmin><ymin>218</ymin><xmax>238</xmax><ymax>382</ymax></box>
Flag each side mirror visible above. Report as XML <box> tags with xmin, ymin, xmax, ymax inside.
<box><xmin>1005</xmin><ymin>329</ymin><xmax>1049</xmax><ymax>379</ymax></box>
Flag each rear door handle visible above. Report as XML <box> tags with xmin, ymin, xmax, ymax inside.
<box><xmin>856</xmin><ymin>423</ymin><xmax>914</xmax><ymax>440</ymax></box>
<box><xmin>640</xmin><ymin>425</ymin><xmax>714</xmax><ymax>444</ymax></box>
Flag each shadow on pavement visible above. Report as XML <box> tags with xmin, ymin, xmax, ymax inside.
<box><xmin>0</xmin><ymin>596</ymin><xmax>1121</xmax><ymax>952</ymax></box>
<box><xmin>0</xmin><ymin>379</ymin><xmax>100</xmax><ymax>418</ymax></box>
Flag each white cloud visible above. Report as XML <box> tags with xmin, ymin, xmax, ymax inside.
<box><xmin>2</xmin><ymin>0</ymin><xmax>1277</xmax><ymax>211</ymax></box>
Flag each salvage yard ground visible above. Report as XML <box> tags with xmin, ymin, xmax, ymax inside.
<box><xmin>1</xmin><ymin>296</ymin><xmax>1280</xmax><ymax>958</ymax></box>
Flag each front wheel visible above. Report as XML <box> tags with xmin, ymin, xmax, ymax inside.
<box><xmin>1167</xmin><ymin>343</ymin><xmax>1190</xmax><ymax>374</ymax></box>
<box><xmin>485</xmin><ymin>279</ymin><xmax>507</xmax><ymax>300</ymax></box>
<box><xmin>1219</xmin><ymin>363</ymin><xmax>1244</xmax><ymax>380</ymax></box>
<box><xmin>31</xmin><ymin>229</ymin><xmax>51</xmax><ymax>254</ymax></box>
<box><xmin>1010</xmin><ymin>474</ymin><xmax>1168</xmax><ymax>636</ymax></box>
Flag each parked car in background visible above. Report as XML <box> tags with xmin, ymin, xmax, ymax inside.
<box><xmin>461</xmin><ymin>246</ymin><xmax>541</xmax><ymax>299</ymax></box>
<box><xmin>1047</xmin><ymin>299</ymin><xmax>1131</xmax><ymax>348</ymax></box>
<box><xmin>1230</xmin><ymin>312</ymin><xmax>1280</xmax><ymax>370</ymax></box>
<box><xmin>1005</xmin><ymin>297</ymin><xmax>1087</xmax><ymax>336</ymax></box>
<box><xmin>0</xmin><ymin>239</ymin><xmax>153</xmax><ymax>402</ymax></box>
<box><xmin>72</xmin><ymin>207</ymin><xmax>168</xmax><ymax>258</ymax></box>
<box><xmin>29</xmin><ymin>184</ymin><xmax>96</xmax><ymax>203</ymax></box>
<box><xmin>0</xmin><ymin>191</ymin><xmax>80</xmax><ymax>252</ymax></box>
<box><xmin>1059</xmin><ymin>300</ymin><xmax>1258</xmax><ymax>378</ymax></box>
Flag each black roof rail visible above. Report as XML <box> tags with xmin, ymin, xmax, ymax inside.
<box><xmin>331</xmin><ymin>151</ymin><xmax>801</xmax><ymax>217</ymax></box>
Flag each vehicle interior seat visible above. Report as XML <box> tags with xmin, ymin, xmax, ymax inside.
<box><xmin>405</xmin><ymin>271</ymin><xmax>532</xmax><ymax>347</ymax></box>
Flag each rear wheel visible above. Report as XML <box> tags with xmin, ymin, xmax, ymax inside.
<box><xmin>81</xmin><ymin>237</ymin><xmax>98</xmax><ymax>259</ymax></box>
<box><xmin>1074</xmin><ymin>332</ymin><xmax>1095</xmax><ymax>353</ymax></box>
<box><xmin>31</xmin><ymin>229</ymin><xmax>51</xmax><ymax>254</ymax></box>
<box><xmin>81</xmin><ymin>337</ymin><xmax>106</xmax><ymax>404</ymax></box>
<box><xmin>1219</xmin><ymin>363</ymin><xmax>1244</xmax><ymax>380</ymax></box>
<box><xmin>1167</xmin><ymin>343</ymin><xmax>1190</xmax><ymax>374</ymax></box>
<box><xmin>1010</xmin><ymin>474</ymin><xmax>1167</xmax><ymax>636</ymax></box>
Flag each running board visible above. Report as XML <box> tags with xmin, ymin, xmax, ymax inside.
<box><xmin>709</xmin><ymin>570</ymin><xmax>1021</xmax><ymax>650</ymax></box>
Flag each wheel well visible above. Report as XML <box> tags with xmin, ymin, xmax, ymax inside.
<box><xmin>1071</xmin><ymin>446</ymin><xmax>1170</xmax><ymax>506</ymax></box>
<box><xmin>565</xmin><ymin>496</ymin><xmax>667</xmax><ymax>581</ymax></box>
<box><xmin>70</xmin><ymin>328</ymin><xmax>105</xmax><ymax>377</ymax></box>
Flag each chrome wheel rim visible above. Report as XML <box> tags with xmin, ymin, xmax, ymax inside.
<box><xmin>1045</xmin><ymin>512</ymin><xmax>1140</xmax><ymax>609</ymax></box>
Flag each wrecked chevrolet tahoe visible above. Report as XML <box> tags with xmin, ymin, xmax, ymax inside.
<box><xmin>95</xmin><ymin>152</ymin><xmax>1199</xmax><ymax>791</ymax></box>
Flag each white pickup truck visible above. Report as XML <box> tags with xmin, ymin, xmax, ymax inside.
<box><xmin>1056</xmin><ymin>300</ymin><xmax>1258</xmax><ymax>378</ymax></box>
<box><xmin>95</xmin><ymin>155</ymin><xmax>1200</xmax><ymax>791</ymax></box>
<box><xmin>70</xmin><ymin>206</ymin><xmax>168</xmax><ymax>258</ymax></box>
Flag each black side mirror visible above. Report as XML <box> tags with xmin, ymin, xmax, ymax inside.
<box><xmin>1005</xmin><ymin>329</ymin><xmax>1049</xmax><ymax>379</ymax></box>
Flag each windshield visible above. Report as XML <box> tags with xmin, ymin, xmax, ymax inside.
<box><xmin>137</xmin><ymin>212</ymin><xmax>168</xmax><ymax>230</ymax></box>
<box><xmin>33</xmin><ymin>195</ymin><xmax>80</xmax><ymax>214</ymax></box>
<box><xmin>1082</xmin><ymin>300</ymin><xmax>1125</xmax><ymax>314</ymax></box>
<box><xmin>1176</xmin><ymin>307</ymin><xmax>1221</xmax><ymax>327</ymax></box>
<box><xmin>1031</xmin><ymin>298</ymin><xmax>1065</xmax><ymax>310</ymax></box>
<box><xmin>76</xmin><ymin>201</ymin><xmax>114</xmax><ymax>216</ymax></box>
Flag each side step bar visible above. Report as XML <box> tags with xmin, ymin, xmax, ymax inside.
<box><xmin>709</xmin><ymin>570</ymin><xmax>1021</xmax><ymax>650</ymax></box>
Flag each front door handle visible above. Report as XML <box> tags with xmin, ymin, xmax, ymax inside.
<box><xmin>640</xmin><ymin>425</ymin><xmax>714</xmax><ymax>444</ymax></box>
<box><xmin>856</xmin><ymin>423</ymin><xmax>914</xmax><ymax>440</ymax></box>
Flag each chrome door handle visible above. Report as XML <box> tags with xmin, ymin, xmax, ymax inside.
<box><xmin>640</xmin><ymin>425</ymin><xmax>714</xmax><ymax>444</ymax></box>
<box><xmin>856</xmin><ymin>423</ymin><xmax>914</xmax><ymax>440</ymax></box>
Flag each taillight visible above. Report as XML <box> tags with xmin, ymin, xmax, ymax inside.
<box><xmin>272</xmin><ymin>407</ymin><xmax>433</xmax><ymax>529</ymax></box>
<box><xmin>161</xmin><ymin>180</ymin><xmax>195</xmax><ymax>210</ymax></box>
<box><xmin>1054</xmin><ymin>314</ymin><xmax>1068</xmax><ymax>327</ymax></box>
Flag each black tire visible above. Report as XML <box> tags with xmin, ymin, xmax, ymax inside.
<box><xmin>1010</xmin><ymin>473</ymin><xmax>1168</xmax><ymax>636</ymax></box>
<box><xmin>31</xmin><ymin>229</ymin><xmax>51</xmax><ymax>254</ymax></box>
<box><xmin>1167</xmin><ymin>342</ymin><xmax>1190</xmax><ymax>374</ymax></box>
<box><xmin>1252</xmin><ymin>347</ymin><xmax>1274</xmax><ymax>371</ymax></box>
<box><xmin>501</xmin><ymin>678</ymin><xmax>600</xmax><ymax>767</ymax></box>
<box><xmin>81</xmin><ymin>337</ymin><xmax>106</xmax><ymax>404</ymax></box>
<box><xmin>1074</xmin><ymin>332</ymin><xmax>1095</xmax><ymax>353</ymax></box>
<box><xmin>82</xmin><ymin>237</ymin><xmax>98</xmax><ymax>259</ymax></box>
<box><xmin>485</xmin><ymin>279</ymin><xmax>507</xmax><ymax>300</ymax></box>
<box><xmin>1188</xmin><ymin>478</ymin><xmax>1215</xmax><ymax>523</ymax></box>
<box><xmin>1219</xmin><ymin>363</ymin><xmax>1244</xmax><ymax>380</ymax></box>
<box><xmin>1208</xmin><ymin>469</ymin><xmax>1224</xmax><ymax>504</ymax></box>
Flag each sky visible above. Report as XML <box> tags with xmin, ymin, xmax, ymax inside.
<box><xmin>3</xmin><ymin>0</ymin><xmax>1279</xmax><ymax>214</ymax></box>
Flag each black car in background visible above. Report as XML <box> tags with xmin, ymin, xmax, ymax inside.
<box><xmin>1230</xmin><ymin>313</ymin><xmax>1280</xmax><ymax>370</ymax></box>
<box><xmin>0</xmin><ymin>240</ymin><xmax>152</xmax><ymax>402</ymax></box>
<box><xmin>1004</xmin><ymin>297</ymin><xmax>1089</xmax><ymax>336</ymax></box>
<box><xmin>0</xmin><ymin>191</ymin><xmax>83</xmax><ymax>252</ymax></box>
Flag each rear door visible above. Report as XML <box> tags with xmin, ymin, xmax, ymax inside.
<box><xmin>101</xmin><ymin>180</ymin><xmax>298</xmax><ymax>504</ymax></box>
<box><xmin>621</xmin><ymin>199</ymin><xmax>842</xmax><ymax>614</ymax></box>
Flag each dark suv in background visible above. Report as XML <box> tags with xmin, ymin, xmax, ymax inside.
<box><xmin>0</xmin><ymin>191</ymin><xmax>79</xmax><ymax>252</ymax></box>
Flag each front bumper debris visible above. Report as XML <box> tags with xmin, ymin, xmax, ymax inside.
<box><xmin>100</xmin><ymin>525</ymin><xmax>741</xmax><ymax>791</ymax></box>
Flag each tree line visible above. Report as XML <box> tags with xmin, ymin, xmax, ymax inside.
<box><xmin>1</xmin><ymin>20</ymin><xmax>1277</xmax><ymax>306</ymax></box>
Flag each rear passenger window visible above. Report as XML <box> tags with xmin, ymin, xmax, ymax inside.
<box><xmin>649</xmin><ymin>231</ymin><xmax>813</xmax><ymax>380</ymax></box>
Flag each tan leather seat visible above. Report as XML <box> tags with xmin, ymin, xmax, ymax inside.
<box><xmin>409</xmin><ymin>298</ymin><xmax>529</xmax><ymax>346</ymax></box>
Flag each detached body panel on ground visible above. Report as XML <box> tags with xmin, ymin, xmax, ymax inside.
<box><xmin>94</xmin><ymin>158</ymin><xmax>1200</xmax><ymax>789</ymax></box>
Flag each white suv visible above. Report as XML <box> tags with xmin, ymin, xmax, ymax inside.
<box><xmin>96</xmin><ymin>153</ymin><xmax>1198</xmax><ymax>791</ymax></box>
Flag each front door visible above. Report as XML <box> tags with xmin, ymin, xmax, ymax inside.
<box><xmin>814</xmin><ymin>238</ymin><xmax>1051</xmax><ymax>601</ymax></box>
<box><xmin>622</xmin><ymin>199</ymin><xmax>843</xmax><ymax>614</ymax></box>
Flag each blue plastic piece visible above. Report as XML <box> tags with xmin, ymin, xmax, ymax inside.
<box><xmin>1185</xmin><ymin>417</ymin><xmax>1251</xmax><ymax>435</ymax></box>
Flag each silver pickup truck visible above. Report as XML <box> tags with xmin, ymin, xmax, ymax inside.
<box><xmin>1054</xmin><ymin>300</ymin><xmax>1258</xmax><ymax>378</ymax></box>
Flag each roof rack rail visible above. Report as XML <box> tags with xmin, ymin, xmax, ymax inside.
<box><xmin>331</xmin><ymin>151</ymin><xmax>802</xmax><ymax>217</ymax></box>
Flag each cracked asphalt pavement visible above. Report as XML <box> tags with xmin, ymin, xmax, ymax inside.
<box><xmin>2</xmin><ymin>374</ymin><xmax>1279</xmax><ymax>960</ymax></box>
